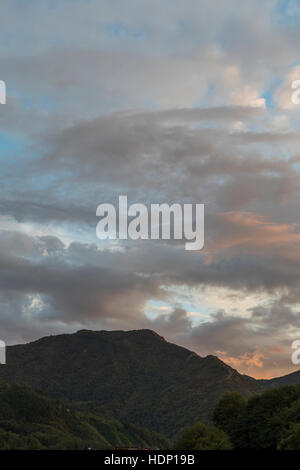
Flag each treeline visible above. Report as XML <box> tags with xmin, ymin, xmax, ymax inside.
<box><xmin>3</xmin><ymin>376</ymin><xmax>300</xmax><ymax>450</ymax></box>
<box><xmin>173</xmin><ymin>384</ymin><xmax>300</xmax><ymax>450</ymax></box>
<box><xmin>0</xmin><ymin>379</ymin><xmax>168</xmax><ymax>450</ymax></box>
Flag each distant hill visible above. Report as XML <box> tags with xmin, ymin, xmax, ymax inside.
<box><xmin>0</xmin><ymin>329</ymin><xmax>265</xmax><ymax>437</ymax></box>
<box><xmin>0</xmin><ymin>378</ymin><xmax>168</xmax><ymax>450</ymax></box>
<box><xmin>260</xmin><ymin>369</ymin><xmax>300</xmax><ymax>389</ymax></box>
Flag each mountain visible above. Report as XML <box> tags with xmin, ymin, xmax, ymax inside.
<box><xmin>0</xmin><ymin>378</ymin><xmax>168</xmax><ymax>450</ymax></box>
<box><xmin>0</xmin><ymin>329</ymin><xmax>263</xmax><ymax>437</ymax></box>
<box><xmin>260</xmin><ymin>370</ymin><xmax>300</xmax><ymax>389</ymax></box>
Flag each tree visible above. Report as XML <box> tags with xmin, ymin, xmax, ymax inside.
<box><xmin>229</xmin><ymin>385</ymin><xmax>300</xmax><ymax>449</ymax></box>
<box><xmin>213</xmin><ymin>392</ymin><xmax>246</xmax><ymax>438</ymax></box>
<box><xmin>173</xmin><ymin>422</ymin><xmax>232</xmax><ymax>450</ymax></box>
<box><xmin>278</xmin><ymin>423</ymin><xmax>300</xmax><ymax>450</ymax></box>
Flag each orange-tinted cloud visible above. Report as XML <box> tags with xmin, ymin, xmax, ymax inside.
<box><xmin>207</xmin><ymin>211</ymin><xmax>300</xmax><ymax>262</ymax></box>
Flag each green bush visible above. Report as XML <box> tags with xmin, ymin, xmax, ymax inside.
<box><xmin>173</xmin><ymin>422</ymin><xmax>232</xmax><ymax>450</ymax></box>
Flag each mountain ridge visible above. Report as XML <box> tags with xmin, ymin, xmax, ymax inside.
<box><xmin>0</xmin><ymin>328</ymin><xmax>299</xmax><ymax>436</ymax></box>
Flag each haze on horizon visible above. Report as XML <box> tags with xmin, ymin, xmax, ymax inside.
<box><xmin>1</xmin><ymin>0</ymin><xmax>300</xmax><ymax>379</ymax></box>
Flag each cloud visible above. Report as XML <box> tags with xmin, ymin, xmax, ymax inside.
<box><xmin>208</xmin><ymin>211</ymin><xmax>300</xmax><ymax>262</ymax></box>
<box><xmin>1</xmin><ymin>0</ymin><xmax>300</xmax><ymax>379</ymax></box>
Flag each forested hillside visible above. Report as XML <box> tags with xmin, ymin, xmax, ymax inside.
<box><xmin>0</xmin><ymin>379</ymin><xmax>168</xmax><ymax>450</ymax></box>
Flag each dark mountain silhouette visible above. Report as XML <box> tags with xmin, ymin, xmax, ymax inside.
<box><xmin>260</xmin><ymin>369</ymin><xmax>300</xmax><ymax>389</ymax></box>
<box><xmin>0</xmin><ymin>329</ymin><xmax>299</xmax><ymax>436</ymax></box>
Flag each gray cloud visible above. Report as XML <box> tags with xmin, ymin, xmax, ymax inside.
<box><xmin>1</xmin><ymin>0</ymin><xmax>300</xmax><ymax>378</ymax></box>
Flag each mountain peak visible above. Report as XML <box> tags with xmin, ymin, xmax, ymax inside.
<box><xmin>0</xmin><ymin>328</ymin><xmax>260</xmax><ymax>436</ymax></box>
<box><xmin>75</xmin><ymin>328</ymin><xmax>165</xmax><ymax>340</ymax></box>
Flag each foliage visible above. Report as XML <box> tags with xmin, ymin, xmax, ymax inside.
<box><xmin>173</xmin><ymin>422</ymin><xmax>232</xmax><ymax>450</ymax></box>
<box><xmin>213</xmin><ymin>384</ymin><xmax>300</xmax><ymax>450</ymax></box>
<box><xmin>213</xmin><ymin>392</ymin><xmax>246</xmax><ymax>438</ymax></box>
<box><xmin>278</xmin><ymin>423</ymin><xmax>300</xmax><ymax>450</ymax></box>
<box><xmin>0</xmin><ymin>380</ymin><xmax>169</xmax><ymax>450</ymax></box>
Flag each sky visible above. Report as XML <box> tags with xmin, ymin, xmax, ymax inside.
<box><xmin>1</xmin><ymin>0</ymin><xmax>300</xmax><ymax>378</ymax></box>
